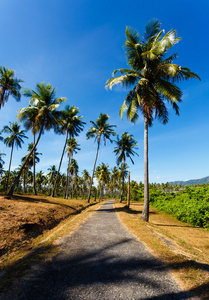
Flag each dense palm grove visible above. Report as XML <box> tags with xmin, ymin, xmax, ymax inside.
<box><xmin>0</xmin><ymin>19</ymin><xmax>201</xmax><ymax>223</ymax></box>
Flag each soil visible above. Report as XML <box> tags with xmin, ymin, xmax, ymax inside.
<box><xmin>0</xmin><ymin>193</ymin><xmax>89</xmax><ymax>270</ymax></box>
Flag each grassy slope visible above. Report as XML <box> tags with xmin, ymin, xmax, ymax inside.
<box><xmin>0</xmin><ymin>193</ymin><xmax>97</xmax><ymax>272</ymax></box>
<box><xmin>114</xmin><ymin>202</ymin><xmax>209</xmax><ymax>300</ymax></box>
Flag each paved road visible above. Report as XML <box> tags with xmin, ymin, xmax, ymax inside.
<box><xmin>4</xmin><ymin>201</ymin><xmax>195</xmax><ymax>299</ymax></box>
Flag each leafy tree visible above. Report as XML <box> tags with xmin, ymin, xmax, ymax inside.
<box><xmin>86</xmin><ymin>113</ymin><xmax>116</xmax><ymax>202</ymax></box>
<box><xmin>9</xmin><ymin>83</ymin><xmax>66</xmax><ymax>196</ymax></box>
<box><xmin>106</xmin><ymin>19</ymin><xmax>200</xmax><ymax>221</ymax></box>
<box><xmin>51</xmin><ymin>105</ymin><xmax>85</xmax><ymax>197</ymax></box>
<box><xmin>0</xmin><ymin>66</ymin><xmax>23</xmax><ymax>109</ymax></box>
<box><xmin>2</xmin><ymin>122</ymin><xmax>28</xmax><ymax>191</ymax></box>
<box><xmin>113</xmin><ymin>132</ymin><xmax>138</xmax><ymax>202</ymax></box>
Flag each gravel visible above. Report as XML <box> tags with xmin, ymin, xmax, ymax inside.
<box><xmin>1</xmin><ymin>200</ymin><xmax>196</xmax><ymax>299</ymax></box>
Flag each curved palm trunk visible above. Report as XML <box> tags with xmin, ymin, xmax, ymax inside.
<box><xmin>6</xmin><ymin>143</ymin><xmax>14</xmax><ymax>191</ymax></box>
<box><xmin>8</xmin><ymin>124</ymin><xmax>44</xmax><ymax>196</ymax></box>
<box><xmin>33</xmin><ymin>131</ymin><xmax>37</xmax><ymax>195</ymax></box>
<box><xmin>51</xmin><ymin>133</ymin><xmax>68</xmax><ymax>197</ymax></box>
<box><xmin>141</xmin><ymin>116</ymin><xmax>149</xmax><ymax>222</ymax></box>
<box><xmin>87</xmin><ymin>138</ymin><xmax>100</xmax><ymax>203</ymax></box>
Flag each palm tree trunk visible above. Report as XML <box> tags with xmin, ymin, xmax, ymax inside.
<box><xmin>127</xmin><ymin>171</ymin><xmax>130</xmax><ymax>208</ymax></box>
<box><xmin>87</xmin><ymin>138</ymin><xmax>100</xmax><ymax>203</ymax></box>
<box><xmin>6</xmin><ymin>143</ymin><xmax>14</xmax><ymax>191</ymax></box>
<box><xmin>141</xmin><ymin>116</ymin><xmax>149</xmax><ymax>222</ymax></box>
<box><xmin>120</xmin><ymin>158</ymin><xmax>125</xmax><ymax>203</ymax></box>
<box><xmin>51</xmin><ymin>133</ymin><xmax>68</xmax><ymax>197</ymax></box>
<box><xmin>8</xmin><ymin>124</ymin><xmax>44</xmax><ymax>196</ymax></box>
<box><xmin>33</xmin><ymin>130</ymin><xmax>37</xmax><ymax>195</ymax></box>
<box><xmin>65</xmin><ymin>154</ymin><xmax>71</xmax><ymax>199</ymax></box>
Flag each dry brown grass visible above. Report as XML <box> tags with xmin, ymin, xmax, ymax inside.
<box><xmin>0</xmin><ymin>193</ymin><xmax>103</xmax><ymax>292</ymax></box>
<box><xmin>114</xmin><ymin>202</ymin><xmax>209</xmax><ymax>299</ymax></box>
<box><xmin>0</xmin><ymin>193</ymin><xmax>98</xmax><ymax>272</ymax></box>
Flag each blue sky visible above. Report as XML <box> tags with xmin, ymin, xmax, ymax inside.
<box><xmin>0</xmin><ymin>0</ymin><xmax>208</xmax><ymax>183</ymax></box>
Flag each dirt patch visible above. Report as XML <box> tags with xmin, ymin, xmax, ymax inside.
<box><xmin>0</xmin><ymin>193</ymin><xmax>90</xmax><ymax>271</ymax></box>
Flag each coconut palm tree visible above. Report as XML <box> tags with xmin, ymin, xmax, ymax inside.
<box><xmin>82</xmin><ymin>169</ymin><xmax>91</xmax><ymax>198</ymax></box>
<box><xmin>2</xmin><ymin>122</ymin><xmax>28</xmax><ymax>191</ymax></box>
<box><xmin>69</xmin><ymin>158</ymin><xmax>79</xmax><ymax>199</ymax></box>
<box><xmin>65</xmin><ymin>138</ymin><xmax>80</xmax><ymax>199</ymax></box>
<box><xmin>0</xmin><ymin>66</ymin><xmax>23</xmax><ymax>109</ymax></box>
<box><xmin>106</xmin><ymin>19</ymin><xmax>200</xmax><ymax>221</ymax></box>
<box><xmin>95</xmin><ymin>163</ymin><xmax>110</xmax><ymax>201</ymax></box>
<box><xmin>17</xmin><ymin>100</ymin><xmax>40</xmax><ymax>195</ymax></box>
<box><xmin>36</xmin><ymin>170</ymin><xmax>46</xmax><ymax>193</ymax></box>
<box><xmin>86</xmin><ymin>113</ymin><xmax>116</xmax><ymax>202</ymax></box>
<box><xmin>113</xmin><ymin>132</ymin><xmax>138</xmax><ymax>202</ymax></box>
<box><xmin>21</xmin><ymin>143</ymin><xmax>42</xmax><ymax>193</ymax></box>
<box><xmin>8</xmin><ymin>82</ymin><xmax>66</xmax><ymax>196</ymax></box>
<box><xmin>51</xmin><ymin>105</ymin><xmax>85</xmax><ymax>197</ymax></box>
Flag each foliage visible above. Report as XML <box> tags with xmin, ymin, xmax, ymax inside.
<box><xmin>149</xmin><ymin>185</ymin><xmax>209</xmax><ymax>229</ymax></box>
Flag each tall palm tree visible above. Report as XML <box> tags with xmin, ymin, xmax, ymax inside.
<box><xmin>106</xmin><ymin>19</ymin><xmax>200</xmax><ymax>221</ymax></box>
<box><xmin>86</xmin><ymin>113</ymin><xmax>116</xmax><ymax>203</ymax></box>
<box><xmin>51</xmin><ymin>105</ymin><xmax>85</xmax><ymax>197</ymax></box>
<box><xmin>2</xmin><ymin>122</ymin><xmax>28</xmax><ymax>191</ymax></box>
<box><xmin>8</xmin><ymin>82</ymin><xmax>66</xmax><ymax>196</ymax></box>
<box><xmin>65</xmin><ymin>138</ymin><xmax>80</xmax><ymax>199</ymax></box>
<box><xmin>0</xmin><ymin>66</ymin><xmax>23</xmax><ymax>109</ymax></box>
<box><xmin>82</xmin><ymin>169</ymin><xmax>91</xmax><ymax>198</ymax></box>
<box><xmin>113</xmin><ymin>132</ymin><xmax>138</xmax><ymax>202</ymax></box>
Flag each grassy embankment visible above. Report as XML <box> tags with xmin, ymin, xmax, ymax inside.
<box><xmin>0</xmin><ymin>193</ymin><xmax>102</xmax><ymax>291</ymax></box>
<box><xmin>115</xmin><ymin>202</ymin><xmax>209</xmax><ymax>299</ymax></box>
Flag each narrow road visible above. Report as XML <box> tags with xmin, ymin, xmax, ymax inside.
<box><xmin>6</xmin><ymin>201</ymin><xmax>195</xmax><ymax>299</ymax></box>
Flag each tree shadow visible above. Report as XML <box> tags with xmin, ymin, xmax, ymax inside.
<box><xmin>114</xmin><ymin>205</ymin><xmax>157</xmax><ymax>215</ymax></box>
<box><xmin>2</xmin><ymin>237</ymin><xmax>207</xmax><ymax>299</ymax></box>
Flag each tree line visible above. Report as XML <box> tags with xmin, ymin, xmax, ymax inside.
<box><xmin>0</xmin><ymin>19</ymin><xmax>200</xmax><ymax>222</ymax></box>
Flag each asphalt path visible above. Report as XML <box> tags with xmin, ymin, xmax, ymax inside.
<box><xmin>4</xmin><ymin>200</ymin><xmax>196</xmax><ymax>299</ymax></box>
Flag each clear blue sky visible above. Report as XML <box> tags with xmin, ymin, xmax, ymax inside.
<box><xmin>0</xmin><ymin>0</ymin><xmax>208</xmax><ymax>183</ymax></box>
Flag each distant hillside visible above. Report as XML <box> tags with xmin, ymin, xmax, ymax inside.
<box><xmin>169</xmin><ymin>176</ymin><xmax>209</xmax><ymax>186</ymax></box>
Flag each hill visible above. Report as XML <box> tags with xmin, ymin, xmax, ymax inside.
<box><xmin>169</xmin><ymin>175</ymin><xmax>209</xmax><ymax>186</ymax></box>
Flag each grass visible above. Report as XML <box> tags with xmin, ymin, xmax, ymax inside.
<box><xmin>0</xmin><ymin>194</ymin><xmax>103</xmax><ymax>292</ymax></box>
<box><xmin>114</xmin><ymin>202</ymin><xmax>209</xmax><ymax>299</ymax></box>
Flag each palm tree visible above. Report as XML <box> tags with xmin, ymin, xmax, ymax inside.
<box><xmin>106</xmin><ymin>19</ymin><xmax>200</xmax><ymax>221</ymax></box>
<box><xmin>2</xmin><ymin>122</ymin><xmax>28</xmax><ymax>191</ymax></box>
<box><xmin>113</xmin><ymin>132</ymin><xmax>138</xmax><ymax>202</ymax></box>
<box><xmin>0</xmin><ymin>66</ymin><xmax>23</xmax><ymax>109</ymax></box>
<box><xmin>51</xmin><ymin>105</ymin><xmax>85</xmax><ymax>197</ymax></box>
<box><xmin>95</xmin><ymin>163</ymin><xmax>110</xmax><ymax>201</ymax></box>
<box><xmin>8</xmin><ymin>82</ymin><xmax>66</xmax><ymax>196</ymax></box>
<box><xmin>82</xmin><ymin>169</ymin><xmax>91</xmax><ymax>198</ymax></box>
<box><xmin>47</xmin><ymin>165</ymin><xmax>58</xmax><ymax>194</ymax></box>
<box><xmin>65</xmin><ymin>138</ymin><xmax>80</xmax><ymax>199</ymax></box>
<box><xmin>86</xmin><ymin>113</ymin><xmax>116</xmax><ymax>203</ymax></box>
<box><xmin>21</xmin><ymin>143</ymin><xmax>41</xmax><ymax>193</ymax></box>
<box><xmin>36</xmin><ymin>171</ymin><xmax>46</xmax><ymax>193</ymax></box>
<box><xmin>69</xmin><ymin>158</ymin><xmax>79</xmax><ymax>199</ymax></box>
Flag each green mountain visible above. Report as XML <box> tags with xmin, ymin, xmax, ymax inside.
<box><xmin>169</xmin><ymin>176</ymin><xmax>209</xmax><ymax>186</ymax></box>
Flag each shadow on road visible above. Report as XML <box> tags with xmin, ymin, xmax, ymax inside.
<box><xmin>2</xmin><ymin>238</ymin><xmax>207</xmax><ymax>299</ymax></box>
